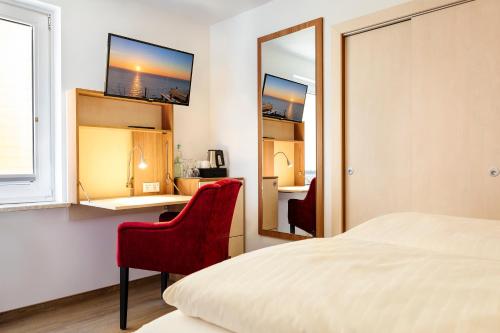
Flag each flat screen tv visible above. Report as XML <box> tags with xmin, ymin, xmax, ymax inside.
<box><xmin>262</xmin><ymin>74</ymin><xmax>308</xmax><ymax>122</ymax></box>
<box><xmin>105</xmin><ymin>34</ymin><xmax>194</xmax><ymax>106</ymax></box>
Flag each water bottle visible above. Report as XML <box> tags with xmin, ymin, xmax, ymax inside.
<box><xmin>174</xmin><ymin>144</ymin><xmax>183</xmax><ymax>178</ymax></box>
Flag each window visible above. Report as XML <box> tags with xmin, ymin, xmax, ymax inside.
<box><xmin>0</xmin><ymin>18</ymin><xmax>34</xmax><ymax>180</ymax></box>
<box><xmin>0</xmin><ymin>2</ymin><xmax>55</xmax><ymax>204</ymax></box>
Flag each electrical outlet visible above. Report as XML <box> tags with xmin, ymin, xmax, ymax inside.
<box><xmin>143</xmin><ymin>182</ymin><xmax>160</xmax><ymax>193</ymax></box>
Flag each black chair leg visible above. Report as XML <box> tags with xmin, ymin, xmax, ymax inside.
<box><xmin>161</xmin><ymin>272</ymin><xmax>169</xmax><ymax>297</ymax></box>
<box><xmin>120</xmin><ymin>267</ymin><xmax>129</xmax><ymax>330</ymax></box>
<box><xmin>290</xmin><ymin>225</ymin><xmax>296</xmax><ymax>234</ymax></box>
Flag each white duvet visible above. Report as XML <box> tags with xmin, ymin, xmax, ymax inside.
<box><xmin>164</xmin><ymin>213</ymin><xmax>500</xmax><ymax>332</ymax></box>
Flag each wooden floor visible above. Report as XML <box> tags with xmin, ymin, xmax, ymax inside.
<box><xmin>0</xmin><ymin>276</ymin><xmax>176</xmax><ymax>333</ymax></box>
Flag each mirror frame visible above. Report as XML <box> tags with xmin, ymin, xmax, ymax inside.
<box><xmin>257</xmin><ymin>18</ymin><xmax>324</xmax><ymax>240</ymax></box>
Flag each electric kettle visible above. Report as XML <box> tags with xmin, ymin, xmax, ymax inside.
<box><xmin>208</xmin><ymin>150</ymin><xmax>225</xmax><ymax>168</ymax></box>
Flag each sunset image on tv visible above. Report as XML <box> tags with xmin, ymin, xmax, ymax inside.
<box><xmin>262</xmin><ymin>74</ymin><xmax>307</xmax><ymax>122</ymax></box>
<box><xmin>105</xmin><ymin>34</ymin><xmax>194</xmax><ymax>105</ymax></box>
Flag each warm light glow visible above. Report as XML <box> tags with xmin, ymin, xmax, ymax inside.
<box><xmin>138</xmin><ymin>158</ymin><xmax>148</xmax><ymax>170</ymax></box>
<box><xmin>135</xmin><ymin>65</ymin><xmax>141</xmax><ymax>72</ymax></box>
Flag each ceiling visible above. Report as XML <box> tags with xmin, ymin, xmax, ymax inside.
<box><xmin>266</xmin><ymin>27</ymin><xmax>316</xmax><ymax>62</ymax></box>
<box><xmin>138</xmin><ymin>0</ymin><xmax>272</xmax><ymax>25</ymax></box>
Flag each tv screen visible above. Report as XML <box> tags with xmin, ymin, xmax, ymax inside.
<box><xmin>262</xmin><ymin>74</ymin><xmax>308</xmax><ymax>122</ymax></box>
<box><xmin>105</xmin><ymin>34</ymin><xmax>194</xmax><ymax>106</ymax></box>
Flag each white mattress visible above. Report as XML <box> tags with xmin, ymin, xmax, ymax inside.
<box><xmin>136</xmin><ymin>310</ymin><xmax>230</xmax><ymax>333</ymax></box>
<box><xmin>161</xmin><ymin>213</ymin><xmax>500</xmax><ymax>333</ymax></box>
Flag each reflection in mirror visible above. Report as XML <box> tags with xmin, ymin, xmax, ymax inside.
<box><xmin>259</xmin><ymin>21</ymin><xmax>322</xmax><ymax>240</ymax></box>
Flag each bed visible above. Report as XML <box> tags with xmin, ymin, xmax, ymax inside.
<box><xmin>136</xmin><ymin>213</ymin><xmax>500</xmax><ymax>332</ymax></box>
<box><xmin>136</xmin><ymin>310</ymin><xmax>230</xmax><ymax>332</ymax></box>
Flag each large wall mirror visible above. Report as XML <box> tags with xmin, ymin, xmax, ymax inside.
<box><xmin>258</xmin><ymin>18</ymin><xmax>324</xmax><ymax>240</ymax></box>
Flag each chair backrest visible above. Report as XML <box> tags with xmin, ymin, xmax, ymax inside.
<box><xmin>201</xmin><ymin>179</ymin><xmax>242</xmax><ymax>267</ymax></box>
<box><xmin>172</xmin><ymin>179</ymin><xmax>242</xmax><ymax>269</ymax></box>
<box><xmin>304</xmin><ymin>177</ymin><xmax>317</xmax><ymax>204</ymax></box>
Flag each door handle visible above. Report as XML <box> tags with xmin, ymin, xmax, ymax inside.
<box><xmin>347</xmin><ymin>167</ymin><xmax>354</xmax><ymax>176</ymax></box>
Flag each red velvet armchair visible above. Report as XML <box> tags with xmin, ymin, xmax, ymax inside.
<box><xmin>288</xmin><ymin>177</ymin><xmax>316</xmax><ymax>236</ymax></box>
<box><xmin>116</xmin><ymin>179</ymin><xmax>242</xmax><ymax>330</ymax></box>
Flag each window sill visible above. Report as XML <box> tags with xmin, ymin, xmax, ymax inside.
<box><xmin>0</xmin><ymin>201</ymin><xmax>71</xmax><ymax>213</ymax></box>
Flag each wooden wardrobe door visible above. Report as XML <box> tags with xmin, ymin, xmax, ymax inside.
<box><xmin>411</xmin><ymin>0</ymin><xmax>500</xmax><ymax>219</ymax></box>
<box><xmin>344</xmin><ymin>21</ymin><xmax>412</xmax><ymax>229</ymax></box>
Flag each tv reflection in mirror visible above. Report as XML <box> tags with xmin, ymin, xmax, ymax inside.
<box><xmin>105</xmin><ymin>34</ymin><xmax>194</xmax><ymax>106</ymax></box>
<box><xmin>262</xmin><ymin>74</ymin><xmax>308</xmax><ymax>122</ymax></box>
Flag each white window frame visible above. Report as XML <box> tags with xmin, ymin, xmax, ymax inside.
<box><xmin>0</xmin><ymin>0</ymin><xmax>62</xmax><ymax>205</ymax></box>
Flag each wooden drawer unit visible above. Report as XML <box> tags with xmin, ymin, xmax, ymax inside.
<box><xmin>175</xmin><ymin>177</ymin><xmax>245</xmax><ymax>257</ymax></box>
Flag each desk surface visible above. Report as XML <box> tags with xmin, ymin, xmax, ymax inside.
<box><xmin>278</xmin><ymin>186</ymin><xmax>309</xmax><ymax>193</ymax></box>
<box><xmin>80</xmin><ymin>195</ymin><xmax>192</xmax><ymax>211</ymax></box>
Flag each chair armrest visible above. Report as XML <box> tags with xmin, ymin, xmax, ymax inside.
<box><xmin>288</xmin><ymin>198</ymin><xmax>315</xmax><ymax>224</ymax></box>
<box><xmin>117</xmin><ymin>218</ymin><xmax>204</xmax><ymax>273</ymax></box>
<box><xmin>288</xmin><ymin>198</ymin><xmax>308</xmax><ymax>211</ymax></box>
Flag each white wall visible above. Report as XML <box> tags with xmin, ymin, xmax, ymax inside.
<box><xmin>0</xmin><ymin>0</ymin><xmax>210</xmax><ymax>313</ymax></box>
<box><xmin>0</xmin><ymin>206</ymin><xmax>166</xmax><ymax>312</ymax></box>
<box><xmin>261</xmin><ymin>44</ymin><xmax>315</xmax><ymax>92</ymax></box>
<box><xmin>209</xmin><ymin>0</ymin><xmax>409</xmax><ymax>251</ymax></box>
<box><xmin>54</xmin><ymin>0</ymin><xmax>211</xmax><ymax>162</ymax></box>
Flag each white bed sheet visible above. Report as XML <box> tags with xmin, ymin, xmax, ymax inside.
<box><xmin>135</xmin><ymin>310</ymin><xmax>230</xmax><ymax>333</ymax></box>
<box><xmin>161</xmin><ymin>213</ymin><xmax>500</xmax><ymax>333</ymax></box>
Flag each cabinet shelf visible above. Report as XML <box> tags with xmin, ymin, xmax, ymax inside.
<box><xmin>79</xmin><ymin>124</ymin><xmax>170</xmax><ymax>134</ymax></box>
<box><xmin>262</xmin><ymin>117</ymin><xmax>305</xmax><ymax>186</ymax></box>
<box><xmin>262</xmin><ymin>138</ymin><xmax>304</xmax><ymax>143</ymax></box>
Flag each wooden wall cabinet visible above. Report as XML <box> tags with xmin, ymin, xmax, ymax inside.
<box><xmin>175</xmin><ymin>177</ymin><xmax>245</xmax><ymax>257</ymax></box>
<box><xmin>262</xmin><ymin>117</ymin><xmax>305</xmax><ymax>187</ymax></box>
<box><xmin>69</xmin><ymin>89</ymin><xmax>174</xmax><ymax>204</ymax></box>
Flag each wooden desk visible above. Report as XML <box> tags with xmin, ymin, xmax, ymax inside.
<box><xmin>79</xmin><ymin>195</ymin><xmax>192</xmax><ymax>211</ymax></box>
<box><xmin>278</xmin><ymin>185</ymin><xmax>309</xmax><ymax>193</ymax></box>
